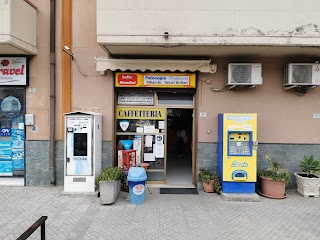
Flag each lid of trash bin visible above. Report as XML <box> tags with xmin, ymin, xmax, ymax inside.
<box><xmin>127</xmin><ymin>167</ymin><xmax>147</xmax><ymax>181</ymax></box>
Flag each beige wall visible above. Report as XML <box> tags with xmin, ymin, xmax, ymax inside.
<box><xmin>70</xmin><ymin>0</ymin><xmax>113</xmax><ymax>141</ymax></box>
<box><xmin>197</xmin><ymin>58</ymin><xmax>320</xmax><ymax>144</ymax></box>
<box><xmin>26</xmin><ymin>0</ymin><xmax>50</xmax><ymax>140</ymax></box>
<box><xmin>28</xmin><ymin>0</ymin><xmax>112</xmax><ymax>141</ymax></box>
<box><xmin>97</xmin><ymin>0</ymin><xmax>320</xmax><ymax>41</ymax></box>
<box><xmin>0</xmin><ymin>0</ymin><xmax>37</xmax><ymax>54</ymax></box>
<box><xmin>0</xmin><ymin>0</ymin><xmax>10</xmax><ymax>34</ymax></box>
<box><xmin>26</xmin><ymin>0</ymin><xmax>320</xmax><ymax>145</ymax></box>
<box><xmin>11</xmin><ymin>0</ymin><xmax>37</xmax><ymax>47</ymax></box>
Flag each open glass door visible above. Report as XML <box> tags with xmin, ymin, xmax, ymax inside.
<box><xmin>166</xmin><ymin>108</ymin><xmax>193</xmax><ymax>185</ymax></box>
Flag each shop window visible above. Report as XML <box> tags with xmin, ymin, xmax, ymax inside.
<box><xmin>116</xmin><ymin>107</ymin><xmax>166</xmax><ymax>182</ymax></box>
<box><xmin>0</xmin><ymin>88</ymin><xmax>25</xmax><ymax>177</ymax></box>
<box><xmin>157</xmin><ymin>92</ymin><xmax>193</xmax><ymax>105</ymax></box>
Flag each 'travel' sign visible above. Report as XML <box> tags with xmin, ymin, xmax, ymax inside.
<box><xmin>0</xmin><ymin>57</ymin><xmax>27</xmax><ymax>86</ymax></box>
<box><xmin>115</xmin><ymin>72</ymin><xmax>196</xmax><ymax>88</ymax></box>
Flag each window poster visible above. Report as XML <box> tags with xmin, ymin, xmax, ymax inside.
<box><xmin>0</xmin><ymin>128</ymin><xmax>11</xmax><ymax>137</ymax></box>
<box><xmin>0</xmin><ymin>95</ymin><xmax>22</xmax><ymax>118</ymax></box>
<box><xmin>158</xmin><ymin>121</ymin><xmax>164</xmax><ymax>129</ymax></box>
<box><xmin>156</xmin><ymin>135</ymin><xmax>163</xmax><ymax>144</ymax></box>
<box><xmin>0</xmin><ymin>118</ymin><xmax>12</xmax><ymax>128</ymax></box>
<box><xmin>144</xmin><ymin>153</ymin><xmax>155</xmax><ymax>162</ymax></box>
<box><xmin>154</xmin><ymin>144</ymin><xmax>164</xmax><ymax>158</ymax></box>
<box><xmin>12</xmin><ymin>149</ymin><xmax>24</xmax><ymax>170</ymax></box>
<box><xmin>136</xmin><ymin>151</ymin><xmax>141</xmax><ymax>164</ymax></box>
<box><xmin>11</xmin><ymin>129</ymin><xmax>24</xmax><ymax>149</ymax></box>
<box><xmin>145</xmin><ymin>136</ymin><xmax>153</xmax><ymax>147</ymax></box>
<box><xmin>133</xmin><ymin>139</ymin><xmax>141</xmax><ymax>151</ymax></box>
<box><xmin>0</xmin><ymin>141</ymin><xmax>12</xmax><ymax>161</ymax></box>
<box><xmin>118</xmin><ymin>150</ymin><xmax>123</xmax><ymax>167</ymax></box>
<box><xmin>144</xmin><ymin>125</ymin><xmax>155</xmax><ymax>133</ymax></box>
<box><xmin>0</xmin><ymin>161</ymin><xmax>13</xmax><ymax>176</ymax></box>
<box><xmin>12</xmin><ymin>116</ymin><xmax>24</xmax><ymax>129</ymax></box>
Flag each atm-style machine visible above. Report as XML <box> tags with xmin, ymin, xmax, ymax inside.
<box><xmin>64</xmin><ymin>112</ymin><xmax>102</xmax><ymax>193</ymax></box>
<box><xmin>218</xmin><ymin>113</ymin><xmax>258</xmax><ymax>194</ymax></box>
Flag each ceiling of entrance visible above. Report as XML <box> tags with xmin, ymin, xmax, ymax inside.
<box><xmin>0</xmin><ymin>45</ymin><xmax>29</xmax><ymax>55</ymax></box>
<box><xmin>103</xmin><ymin>45</ymin><xmax>320</xmax><ymax>58</ymax></box>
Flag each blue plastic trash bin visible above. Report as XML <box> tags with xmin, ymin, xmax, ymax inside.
<box><xmin>127</xmin><ymin>167</ymin><xmax>147</xmax><ymax>204</ymax></box>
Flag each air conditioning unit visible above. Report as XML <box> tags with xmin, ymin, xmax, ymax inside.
<box><xmin>284</xmin><ymin>63</ymin><xmax>320</xmax><ymax>86</ymax></box>
<box><xmin>227</xmin><ymin>63</ymin><xmax>262</xmax><ymax>86</ymax></box>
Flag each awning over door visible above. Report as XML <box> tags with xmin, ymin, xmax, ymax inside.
<box><xmin>94</xmin><ymin>58</ymin><xmax>217</xmax><ymax>74</ymax></box>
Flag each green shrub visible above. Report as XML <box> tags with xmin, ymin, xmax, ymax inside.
<box><xmin>97</xmin><ymin>167</ymin><xmax>124</xmax><ymax>182</ymax></box>
<box><xmin>198</xmin><ymin>168</ymin><xmax>221</xmax><ymax>193</ymax></box>
<box><xmin>258</xmin><ymin>155</ymin><xmax>291</xmax><ymax>185</ymax></box>
<box><xmin>299</xmin><ymin>155</ymin><xmax>320</xmax><ymax>176</ymax></box>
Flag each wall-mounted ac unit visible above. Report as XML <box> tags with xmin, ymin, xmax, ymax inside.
<box><xmin>284</xmin><ymin>63</ymin><xmax>320</xmax><ymax>86</ymax></box>
<box><xmin>227</xmin><ymin>63</ymin><xmax>262</xmax><ymax>85</ymax></box>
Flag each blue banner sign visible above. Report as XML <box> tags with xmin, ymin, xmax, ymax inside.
<box><xmin>0</xmin><ymin>128</ymin><xmax>11</xmax><ymax>136</ymax></box>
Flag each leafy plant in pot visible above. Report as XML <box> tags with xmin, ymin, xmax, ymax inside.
<box><xmin>258</xmin><ymin>155</ymin><xmax>291</xmax><ymax>199</ymax></box>
<box><xmin>97</xmin><ymin>167</ymin><xmax>124</xmax><ymax>204</ymax></box>
<box><xmin>198</xmin><ymin>168</ymin><xmax>221</xmax><ymax>193</ymax></box>
<box><xmin>294</xmin><ymin>155</ymin><xmax>320</xmax><ymax>197</ymax></box>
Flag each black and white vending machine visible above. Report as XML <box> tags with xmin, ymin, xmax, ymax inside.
<box><xmin>64</xmin><ymin>112</ymin><xmax>102</xmax><ymax>193</ymax></box>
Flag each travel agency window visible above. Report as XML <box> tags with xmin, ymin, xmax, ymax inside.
<box><xmin>0</xmin><ymin>57</ymin><xmax>28</xmax><ymax>184</ymax></box>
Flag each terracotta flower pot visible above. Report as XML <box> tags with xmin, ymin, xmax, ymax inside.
<box><xmin>259</xmin><ymin>176</ymin><xmax>286</xmax><ymax>199</ymax></box>
<box><xmin>202</xmin><ymin>180</ymin><xmax>216</xmax><ymax>193</ymax></box>
<box><xmin>139</xmin><ymin>163</ymin><xmax>150</xmax><ymax>170</ymax></box>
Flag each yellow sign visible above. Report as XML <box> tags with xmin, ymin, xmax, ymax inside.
<box><xmin>116</xmin><ymin>107</ymin><xmax>165</xmax><ymax>120</ymax></box>
<box><xmin>115</xmin><ymin>72</ymin><xmax>196</xmax><ymax>88</ymax></box>
<box><xmin>223</xmin><ymin>113</ymin><xmax>257</xmax><ymax>182</ymax></box>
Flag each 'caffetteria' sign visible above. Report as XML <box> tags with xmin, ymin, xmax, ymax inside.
<box><xmin>115</xmin><ymin>72</ymin><xmax>196</xmax><ymax>88</ymax></box>
<box><xmin>116</xmin><ymin>107</ymin><xmax>165</xmax><ymax>120</ymax></box>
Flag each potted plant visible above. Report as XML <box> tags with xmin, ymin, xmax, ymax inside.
<box><xmin>198</xmin><ymin>168</ymin><xmax>221</xmax><ymax>193</ymax></box>
<box><xmin>294</xmin><ymin>155</ymin><xmax>320</xmax><ymax>197</ymax></box>
<box><xmin>97</xmin><ymin>167</ymin><xmax>124</xmax><ymax>204</ymax></box>
<box><xmin>258</xmin><ymin>155</ymin><xmax>291</xmax><ymax>199</ymax></box>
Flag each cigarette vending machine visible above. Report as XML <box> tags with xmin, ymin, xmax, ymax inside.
<box><xmin>64</xmin><ymin>112</ymin><xmax>102</xmax><ymax>193</ymax></box>
<box><xmin>218</xmin><ymin>113</ymin><xmax>258</xmax><ymax>194</ymax></box>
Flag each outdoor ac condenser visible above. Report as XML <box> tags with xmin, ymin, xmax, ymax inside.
<box><xmin>284</xmin><ymin>63</ymin><xmax>320</xmax><ymax>86</ymax></box>
<box><xmin>227</xmin><ymin>63</ymin><xmax>262</xmax><ymax>86</ymax></box>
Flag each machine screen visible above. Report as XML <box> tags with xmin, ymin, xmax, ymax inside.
<box><xmin>228</xmin><ymin>132</ymin><xmax>251</xmax><ymax>156</ymax></box>
<box><xmin>74</xmin><ymin>133</ymin><xmax>87</xmax><ymax>156</ymax></box>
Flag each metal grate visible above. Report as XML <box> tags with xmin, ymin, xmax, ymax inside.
<box><xmin>231</xmin><ymin>65</ymin><xmax>252</xmax><ymax>83</ymax></box>
<box><xmin>292</xmin><ymin>65</ymin><xmax>312</xmax><ymax>84</ymax></box>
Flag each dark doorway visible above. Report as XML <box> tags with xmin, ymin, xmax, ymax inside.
<box><xmin>166</xmin><ymin>108</ymin><xmax>193</xmax><ymax>185</ymax></box>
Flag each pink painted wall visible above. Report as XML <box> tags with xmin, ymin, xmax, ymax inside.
<box><xmin>71</xmin><ymin>0</ymin><xmax>113</xmax><ymax>141</ymax></box>
<box><xmin>197</xmin><ymin>58</ymin><xmax>320</xmax><ymax>144</ymax></box>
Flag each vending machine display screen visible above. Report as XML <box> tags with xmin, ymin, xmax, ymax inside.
<box><xmin>228</xmin><ymin>132</ymin><xmax>251</xmax><ymax>156</ymax></box>
<box><xmin>74</xmin><ymin>133</ymin><xmax>87</xmax><ymax>156</ymax></box>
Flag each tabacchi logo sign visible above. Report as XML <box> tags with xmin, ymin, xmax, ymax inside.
<box><xmin>117</xmin><ymin>74</ymin><xmax>137</xmax><ymax>85</ymax></box>
<box><xmin>0</xmin><ymin>57</ymin><xmax>27</xmax><ymax>86</ymax></box>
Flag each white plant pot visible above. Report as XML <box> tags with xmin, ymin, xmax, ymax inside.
<box><xmin>99</xmin><ymin>180</ymin><xmax>121</xmax><ymax>204</ymax></box>
<box><xmin>294</xmin><ymin>172</ymin><xmax>320</xmax><ymax>197</ymax></box>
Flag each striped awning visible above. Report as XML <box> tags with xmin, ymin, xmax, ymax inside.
<box><xmin>94</xmin><ymin>58</ymin><xmax>217</xmax><ymax>74</ymax></box>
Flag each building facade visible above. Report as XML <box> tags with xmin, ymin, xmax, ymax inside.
<box><xmin>1</xmin><ymin>0</ymin><xmax>320</xmax><ymax>188</ymax></box>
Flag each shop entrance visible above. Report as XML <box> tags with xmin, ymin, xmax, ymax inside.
<box><xmin>166</xmin><ymin>108</ymin><xmax>193</xmax><ymax>185</ymax></box>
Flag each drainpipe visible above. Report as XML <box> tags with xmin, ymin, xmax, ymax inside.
<box><xmin>49</xmin><ymin>0</ymin><xmax>56</xmax><ymax>185</ymax></box>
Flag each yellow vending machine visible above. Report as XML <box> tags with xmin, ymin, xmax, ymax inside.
<box><xmin>218</xmin><ymin>113</ymin><xmax>258</xmax><ymax>194</ymax></box>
